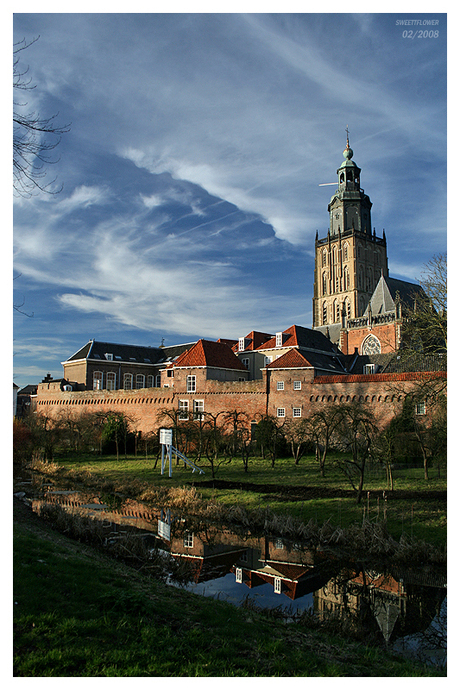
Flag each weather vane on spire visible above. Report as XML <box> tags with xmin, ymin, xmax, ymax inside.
<box><xmin>345</xmin><ymin>125</ymin><xmax>350</xmax><ymax>147</ymax></box>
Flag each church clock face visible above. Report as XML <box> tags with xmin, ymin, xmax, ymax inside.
<box><xmin>362</xmin><ymin>334</ymin><xmax>381</xmax><ymax>355</ymax></box>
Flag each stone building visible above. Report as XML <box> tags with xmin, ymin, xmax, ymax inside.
<box><xmin>31</xmin><ymin>137</ymin><xmax>446</xmax><ymax>435</ymax></box>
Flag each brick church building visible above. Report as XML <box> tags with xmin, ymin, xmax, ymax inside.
<box><xmin>33</xmin><ymin>137</ymin><xmax>445</xmax><ymax>433</ymax></box>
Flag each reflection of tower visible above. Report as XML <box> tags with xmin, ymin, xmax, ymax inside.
<box><xmin>313</xmin><ymin>132</ymin><xmax>389</xmax><ymax>328</ymax></box>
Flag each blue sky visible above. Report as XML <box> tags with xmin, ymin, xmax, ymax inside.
<box><xmin>12</xmin><ymin>9</ymin><xmax>447</xmax><ymax>388</ymax></box>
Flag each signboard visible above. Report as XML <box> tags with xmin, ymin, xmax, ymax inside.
<box><xmin>160</xmin><ymin>428</ymin><xmax>173</xmax><ymax>445</ymax></box>
<box><xmin>158</xmin><ymin>519</ymin><xmax>171</xmax><ymax>541</ymax></box>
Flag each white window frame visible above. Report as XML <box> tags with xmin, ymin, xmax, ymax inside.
<box><xmin>123</xmin><ymin>373</ymin><xmax>133</xmax><ymax>390</ymax></box>
<box><xmin>183</xmin><ymin>533</ymin><xmax>194</xmax><ymax>548</ymax></box>
<box><xmin>147</xmin><ymin>375</ymin><xmax>154</xmax><ymax>388</ymax></box>
<box><xmin>277</xmin><ymin>408</ymin><xmax>285</xmax><ymax>418</ymax></box>
<box><xmin>274</xmin><ymin>577</ymin><xmax>282</xmax><ymax>594</ymax></box>
<box><xmin>415</xmin><ymin>402</ymin><xmax>426</xmax><ymax>416</ymax></box>
<box><xmin>106</xmin><ymin>372</ymin><xmax>116</xmax><ymax>391</ymax></box>
<box><xmin>265</xmin><ymin>356</ymin><xmax>273</xmax><ymax>366</ymax></box>
<box><xmin>193</xmin><ymin>399</ymin><xmax>204</xmax><ymax>420</ymax></box>
<box><xmin>293</xmin><ymin>380</ymin><xmax>301</xmax><ymax>390</ymax></box>
<box><xmin>363</xmin><ymin>364</ymin><xmax>376</xmax><ymax>374</ymax></box>
<box><xmin>155</xmin><ymin>374</ymin><xmax>161</xmax><ymax>387</ymax></box>
<box><xmin>186</xmin><ymin>375</ymin><xmax>196</xmax><ymax>393</ymax></box>
<box><xmin>238</xmin><ymin>338</ymin><xmax>246</xmax><ymax>352</ymax></box>
<box><xmin>276</xmin><ymin>332</ymin><xmax>283</xmax><ymax>347</ymax></box>
<box><xmin>135</xmin><ymin>374</ymin><xmax>145</xmax><ymax>389</ymax></box>
<box><xmin>179</xmin><ymin>400</ymin><xmax>189</xmax><ymax>420</ymax></box>
<box><xmin>277</xmin><ymin>381</ymin><xmax>284</xmax><ymax>391</ymax></box>
<box><xmin>293</xmin><ymin>408</ymin><xmax>302</xmax><ymax>418</ymax></box>
<box><xmin>93</xmin><ymin>371</ymin><xmax>103</xmax><ymax>390</ymax></box>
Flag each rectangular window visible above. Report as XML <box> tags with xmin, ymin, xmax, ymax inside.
<box><xmin>242</xmin><ymin>358</ymin><xmax>250</xmax><ymax>369</ymax></box>
<box><xmin>293</xmin><ymin>408</ymin><xmax>302</xmax><ymax>418</ymax></box>
<box><xmin>277</xmin><ymin>381</ymin><xmax>284</xmax><ymax>391</ymax></box>
<box><xmin>276</xmin><ymin>332</ymin><xmax>283</xmax><ymax>347</ymax></box>
<box><xmin>274</xmin><ymin>577</ymin><xmax>282</xmax><ymax>594</ymax></box>
<box><xmin>277</xmin><ymin>408</ymin><xmax>285</xmax><ymax>418</ymax></box>
<box><xmin>187</xmin><ymin>375</ymin><xmax>196</xmax><ymax>393</ymax></box>
<box><xmin>183</xmin><ymin>533</ymin><xmax>194</xmax><ymax>548</ymax></box>
<box><xmin>293</xmin><ymin>380</ymin><xmax>301</xmax><ymax>390</ymax></box>
<box><xmin>179</xmin><ymin>400</ymin><xmax>189</xmax><ymax>420</ymax></box>
<box><xmin>416</xmin><ymin>402</ymin><xmax>426</xmax><ymax>415</ymax></box>
<box><xmin>155</xmin><ymin>374</ymin><xmax>161</xmax><ymax>387</ymax></box>
<box><xmin>135</xmin><ymin>374</ymin><xmax>145</xmax><ymax>389</ymax></box>
<box><xmin>235</xmin><ymin>567</ymin><xmax>243</xmax><ymax>583</ymax></box>
<box><xmin>167</xmin><ymin>369</ymin><xmax>174</xmax><ymax>377</ymax></box>
<box><xmin>193</xmin><ymin>400</ymin><xmax>204</xmax><ymax>420</ymax></box>
<box><xmin>106</xmin><ymin>372</ymin><xmax>116</xmax><ymax>390</ymax></box>
<box><xmin>265</xmin><ymin>356</ymin><xmax>272</xmax><ymax>366</ymax></box>
<box><xmin>363</xmin><ymin>364</ymin><xmax>376</xmax><ymax>374</ymax></box>
<box><xmin>123</xmin><ymin>373</ymin><xmax>133</xmax><ymax>390</ymax></box>
<box><xmin>238</xmin><ymin>338</ymin><xmax>246</xmax><ymax>352</ymax></box>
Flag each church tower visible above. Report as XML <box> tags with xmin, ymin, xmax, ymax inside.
<box><xmin>312</xmin><ymin>133</ymin><xmax>389</xmax><ymax>330</ymax></box>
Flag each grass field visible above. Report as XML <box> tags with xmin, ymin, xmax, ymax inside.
<box><xmin>13</xmin><ymin>498</ymin><xmax>445</xmax><ymax>677</ymax></box>
<box><xmin>54</xmin><ymin>451</ymin><xmax>447</xmax><ymax>546</ymax></box>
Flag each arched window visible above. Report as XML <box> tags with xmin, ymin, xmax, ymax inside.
<box><xmin>343</xmin><ymin>242</ymin><xmax>349</xmax><ymax>261</ymax></box>
<box><xmin>106</xmin><ymin>372</ymin><xmax>116</xmax><ymax>390</ymax></box>
<box><xmin>322</xmin><ymin>272</ymin><xmax>327</xmax><ymax>295</ymax></box>
<box><xmin>322</xmin><ymin>249</ymin><xmax>327</xmax><ymax>267</ymax></box>
<box><xmin>135</xmin><ymin>374</ymin><xmax>145</xmax><ymax>389</ymax></box>
<box><xmin>359</xmin><ymin>266</ymin><xmax>363</xmax><ymax>288</ymax></box>
<box><xmin>344</xmin><ymin>298</ymin><xmax>351</xmax><ymax>318</ymax></box>
<box><xmin>123</xmin><ymin>373</ymin><xmax>133</xmax><ymax>390</ymax></box>
<box><xmin>333</xmin><ymin>299</ymin><xmax>340</xmax><ymax>322</ymax></box>
<box><xmin>362</xmin><ymin>334</ymin><xmax>381</xmax><ymax>355</ymax></box>
<box><xmin>93</xmin><ymin>371</ymin><xmax>103</xmax><ymax>390</ymax></box>
<box><xmin>322</xmin><ymin>302</ymin><xmax>327</xmax><ymax>325</ymax></box>
<box><xmin>343</xmin><ymin>266</ymin><xmax>349</xmax><ymax>290</ymax></box>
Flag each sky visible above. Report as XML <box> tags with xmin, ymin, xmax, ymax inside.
<box><xmin>11</xmin><ymin>8</ymin><xmax>448</xmax><ymax>389</ymax></box>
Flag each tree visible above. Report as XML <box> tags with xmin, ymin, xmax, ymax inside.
<box><xmin>283</xmin><ymin>417</ymin><xmax>311</xmax><ymax>465</ymax></box>
<box><xmin>402</xmin><ymin>253</ymin><xmax>447</xmax><ymax>357</ymax></box>
<box><xmin>306</xmin><ymin>405</ymin><xmax>344</xmax><ymax>477</ymax></box>
<box><xmin>333</xmin><ymin>402</ymin><xmax>378</xmax><ymax>504</ymax></box>
<box><xmin>254</xmin><ymin>414</ymin><xmax>286</xmax><ymax>468</ymax></box>
<box><xmin>13</xmin><ymin>37</ymin><xmax>70</xmax><ymax>197</ymax></box>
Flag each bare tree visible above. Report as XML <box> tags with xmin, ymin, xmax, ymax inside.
<box><xmin>333</xmin><ymin>402</ymin><xmax>378</xmax><ymax>504</ymax></box>
<box><xmin>13</xmin><ymin>37</ymin><xmax>70</xmax><ymax>197</ymax></box>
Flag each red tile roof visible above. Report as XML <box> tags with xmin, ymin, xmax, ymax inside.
<box><xmin>231</xmin><ymin>331</ymin><xmax>273</xmax><ymax>352</ymax></box>
<box><xmin>266</xmin><ymin>349</ymin><xmax>313</xmax><ymax>369</ymax></box>
<box><xmin>172</xmin><ymin>340</ymin><xmax>248</xmax><ymax>371</ymax></box>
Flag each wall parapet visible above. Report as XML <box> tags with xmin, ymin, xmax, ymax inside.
<box><xmin>313</xmin><ymin>371</ymin><xmax>446</xmax><ymax>384</ymax></box>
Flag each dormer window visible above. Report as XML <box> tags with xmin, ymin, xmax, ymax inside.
<box><xmin>105</xmin><ymin>353</ymin><xmax>113</xmax><ymax>361</ymax></box>
<box><xmin>276</xmin><ymin>332</ymin><xmax>283</xmax><ymax>347</ymax></box>
<box><xmin>238</xmin><ymin>338</ymin><xmax>246</xmax><ymax>352</ymax></box>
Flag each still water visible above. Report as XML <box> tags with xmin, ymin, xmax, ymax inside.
<box><xmin>16</xmin><ymin>482</ymin><xmax>447</xmax><ymax>667</ymax></box>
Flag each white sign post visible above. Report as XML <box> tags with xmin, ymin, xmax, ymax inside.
<box><xmin>160</xmin><ymin>428</ymin><xmax>173</xmax><ymax>477</ymax></box>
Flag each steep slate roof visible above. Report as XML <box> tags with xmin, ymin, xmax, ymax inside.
<box><xmin>257</xmin><ymin>325</ymin><xmax>339</xmax><ymax>353</ymax></box>
<box><xmin>232</xmin><ymin>331</ymin><xmax>274</xmax><ymax>352</ymax></box>
<box><xmin>64</xmin><ymin>340</ymin><xmax>194</xmax><ymax>365</ymax></box>
<box><xmin>172</xmin><ymin>339</ymin><xmax>248</xmax><ymax>371</ymax></box>
<box><xmin>368</xmin><ymin>275</ymin><xmax>426</xmax><ymax>316</ymax></box>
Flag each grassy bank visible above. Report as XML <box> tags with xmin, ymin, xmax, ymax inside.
<box><xmin>13</xmin><ymin>498</ymin><xmax>444</xmax><ymax>677</ymax></box>
<box><xmin>54</xmin><ymin>452</ymin><xmax>447</xmax><ymax>546</ymax></box>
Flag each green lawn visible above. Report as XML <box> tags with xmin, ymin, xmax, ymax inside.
<box><xmin>13</xmin><ymin>499</ymin><xmax>444</xmax><ymax>677</ymax></box>
<box><xmin>54</xmin><ymin>452</ymin><xmax>447</xmax><ymax>545</ymax></box>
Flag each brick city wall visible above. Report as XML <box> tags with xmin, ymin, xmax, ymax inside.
<box><xmin>32</xmin><ymin>370</ymin><xmax>445</xmax><ymax>434</ymax></box>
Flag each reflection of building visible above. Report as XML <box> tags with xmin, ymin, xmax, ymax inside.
<box><xmin>315</xmin><ymin>568</ymin><xmax>446</xmax><ymax>644</ymax></box>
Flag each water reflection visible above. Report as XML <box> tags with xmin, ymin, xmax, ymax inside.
<box><xmin>21</xmin><ymin>485</ymin><xmax>446</xmax><ymax>665</ymax></box>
